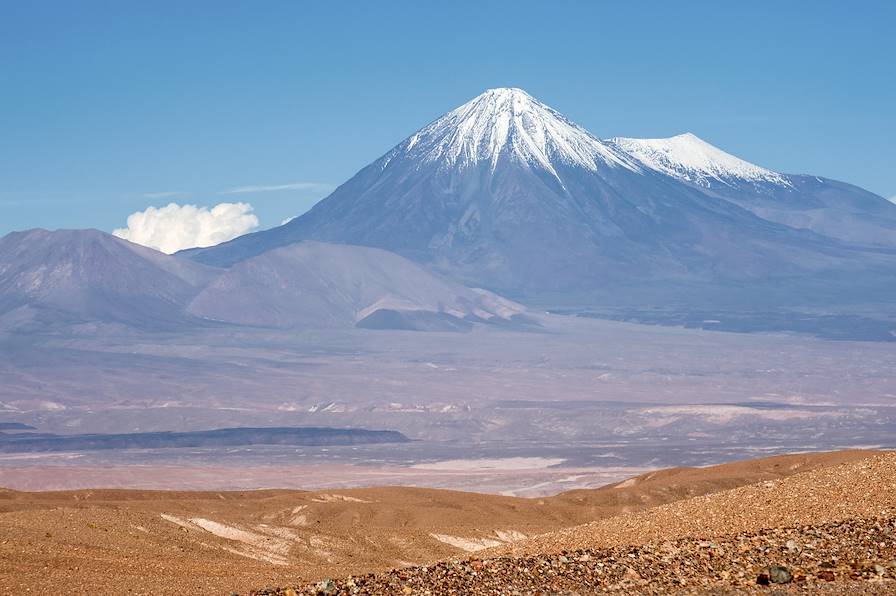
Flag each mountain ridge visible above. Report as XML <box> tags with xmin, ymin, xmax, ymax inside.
<box><xmin>0</xmin><ymin>228</ymin><xmax>220</xmax><ymax>328</ymax></box>
<box><xmin>183</xmin><ymin>88</ymin><xmax>896</xmax><ymax>312</ymax></box>
<box><xmin>186</xmin><ymin>240</ymin><xmax>525</xmax><ymax>329</ymax></box>
<box><xmin>0</xmin><ymin>229</ymin><xmax>524</xmax><ymax>331</ymax></box>
<box><xmin>606</xmin><ymin>133</ymin><xmax>896</xmax><ymax>249</ymax></box>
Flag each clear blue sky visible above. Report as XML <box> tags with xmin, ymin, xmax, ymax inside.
<box><xmin>2</xmin><ymin>1</ymin><xmax>894</xmax><ymax>236</ymax></box>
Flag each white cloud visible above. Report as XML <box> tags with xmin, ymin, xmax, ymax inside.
<box><xmin>220</xmin><ymin>182</ymin><xmax>333</xmax><ymax>194</ymax></box>
<box><xmin>889</xmin><ymin>195</ymin><xmax>896</xmax><ymax>204</ymax></box>
<box><xmin>113</xmin><ymin>202</ymin><xmax>259</xmax><ymax>254</ymax></box>
<box><xmin>280</xmin><ymin>216</ymin><xmax>297</xmax><ymax>225</ymax></box>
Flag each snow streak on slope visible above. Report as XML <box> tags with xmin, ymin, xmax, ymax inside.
<box><xmin>395</xmin><ymin>88</ymin><xmax>637</xmax><ymax>180</ymax></box>
<box><xmin>610</xmin><ymin>133</ymin><xmax>791</xmax><ymax>188</ymax></box>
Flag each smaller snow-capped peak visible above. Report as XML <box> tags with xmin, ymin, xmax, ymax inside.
<box><xmin>609</xmin><ymin>132</ymin><xmax>791</xmax><ymax>188</ymax></box>
<box><xmin>399</xmin><ymin>88</ymin><xmax>637</xmax><ymax>177</ymax></box>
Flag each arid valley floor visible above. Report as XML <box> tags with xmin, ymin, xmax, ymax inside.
<box><xmin>3</xmin><ymin>314</ymin><xmax>896</xmax><ymax>495</ymax></box>
<box><xmin>2</xmin><ymin>449</ymin><xmax>895</xmax><ymax>594</ymax></box>
<box><xmin>3</xmin><ymin>316</ymin><xmax>896</xmax><ymax>593</ymax></box>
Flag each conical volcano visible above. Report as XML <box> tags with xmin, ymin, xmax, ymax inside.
<box><xmin>186</xmin><ymin>88</ymin><xmax>896</xmax><ymax>305</ymax></box>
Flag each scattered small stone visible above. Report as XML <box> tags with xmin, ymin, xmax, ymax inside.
<box><xmin>250</xmin><ymin>515</ymin><xmax>896</xmax><ymax>595</ymax></box>
<box><xmin>767</xmin><ymin>565</ymin><xmax>793</xmax><ymax>584</ymax></box>
<box><xmin>817</xmin><ymin>569</ymin><xmax>836</xmax><ymax>581</ymax></box>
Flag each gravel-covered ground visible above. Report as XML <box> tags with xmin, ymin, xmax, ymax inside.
<box><xmin>3</xmin><ymin>451</ymin><xmax>882</xmax><ymax>595</ymax></box>
<box><xmin>495</xmin><ymin>452</ymin><xmax>896</xmax><ymax>557</ymax></box>
<box><xmin>249</xmin><ymin>515</ymin><xmax>896</xmax><ymax>595</ymax></box>
<box><xmin>250</xmin><ymin>453</ymin><xmax>896</xmax><ymax>595</ymax></box>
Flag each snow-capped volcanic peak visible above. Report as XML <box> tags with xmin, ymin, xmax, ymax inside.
<box><xmin>610</xmin><ymin>132</ymin><xmax>790</xmax><ymax>188</ymax></box>
<box><xmin>399</xmin><ymin>88</ymin><xmax>636</xmax><ymax>176</ymax></box>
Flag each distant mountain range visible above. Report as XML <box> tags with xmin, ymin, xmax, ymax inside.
<box><xmin>186</xmin><ymin>240</ymin><xmax>525</xmax><ymax>330</ymax></box>
<box><xmin>608</xmin><ymin>133</ymin><xmax>896</xmax><ymax>249</ymax></box>
<box><xmin>184</xmin><ymin>88</ymin><xmax>896</xmax><ymax>312</ymax></box>
<box><xmin>0</xmin><ymin>229</ymin><xmax>524</xmax><ymax>331</ymax></box>
<box><xmin>3</xmin><ymin>88</ymin><xmax>895</xmax><ymax>333</ymax></box>
<box><xmin>0</xmin><ymin>228</ymin><xmax>217</xmax><ymax>328</ymax></box>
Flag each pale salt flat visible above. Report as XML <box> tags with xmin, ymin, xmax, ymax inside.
<box><xmin>638</xmin><ymin>404</ymin><xmax>836</xmax><ymax>426</ymax></box>
<box><xmin>412</xmin><ymin>457</ymin><xmax>566</xmax><ymax>471</ymax></box>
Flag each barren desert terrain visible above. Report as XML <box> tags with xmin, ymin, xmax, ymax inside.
<box><xmin>1</xmin><ymin>449</ymin><xmax>890</xmax><ymax>594</ymax></box>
